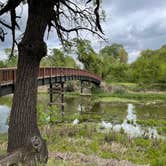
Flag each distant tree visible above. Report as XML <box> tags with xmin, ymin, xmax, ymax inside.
<box><xmin>4</xmin><ymin>49</ymin><xmax>18</xmax><ymax>67</ymax></box>
<box><xmin>0</xmin><ymin>49</ymin><xmax>18</xmax><ymax>67</ymax></box>
<box><xmin>75</xmin><ymin>39</ymin><xmax>102</xmax><ymax>76</ymax></box>
<box><xmin>100</xmin><ymin>44</ymin><xmax>128</xmax><ymax>63</ymax></box>
<box><xmin>65</xmin><ymin>56</ymin><xmax>78</xmax><ymax>68</ymax></box>
<box><xmin>0</xmin><ymin>60</ymin><xmax>5</xmax><ymax>68</ymax></box>
<box><xmin>0</xmin><ymin>0</ymin><xmax>103</xmax><ymax>164</ymax></box>
<box><xmin>130</xmin><ymin>46</ymin><xmax>166</xmax><ymax>83</ymax></box>
<box><xmin>40</xmin><ymin>48</ymin><xmax>77</xmax><ymax>68</ymax></box>
<box><xmin>107</xmin><ymin>63</ymin><xmax>129</xmax><ymax>82</ymax></box>
<box><xmin>99</xmin><ymin>43</ymin><xmax>128</xmax><ymax>80</ymax></box>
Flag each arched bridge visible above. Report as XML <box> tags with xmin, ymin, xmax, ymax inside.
<box><xmin>0</xmin><ymin>67</ymin><xmax>101</xmax><ymax>96</ymax></box>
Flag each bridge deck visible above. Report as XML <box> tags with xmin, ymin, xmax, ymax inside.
<box><xmin>0</xmin><ymin>67</ymin><xmax>101</xmax><ymax>96</ymax></box>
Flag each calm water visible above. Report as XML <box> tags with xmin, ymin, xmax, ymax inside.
<box><xmin>100</xmin><ymin>104</ymin><xmax>161</xmax><ymax>138</ymax></box>
<box><xmin>0</xmin><ymin>105</ymin><xmax>10</xmax><ymax>133</ymax></box>
<box><xmin>61</xmin><ymin>97</ymin><xmax>166</xmax><ymax>139</ymax></box>
<box><xmin>0</xmin><ymin>96</ymin><xmax>166</xmax><ymax>139</ymax></box>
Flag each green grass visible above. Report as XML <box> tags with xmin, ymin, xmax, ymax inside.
<box><xmin>0</xmin><ymin>83</ymin><xmax>166</xmax><ymax>165</ymax></box>
<box><xmin>0</xmin><ymin>134</ymin><xmax>8</xmax><ymax>155</ymax></box>
<box><xmin>47</xmin><ymin>159</ymin><xmax>73</xmax><ymax>166</ymax></box>
<box><xmin>92</xmin><ymin>91</ymin><xmax>166</xmax><ymax>103</ymax></box>
<box><xmin>41</xmin><ymin>123</ymin><xmax>166</xmax><ymax>165</ymax></box>
<box><xmin>94</xmin><ymin>96</ymin><xmax>138</xmax><ymax>103</ymax></box>
<box><xmin>1</xmin><ymin>123</ymin><xmax>166</xmax><ymax>165</ymax></box>
<box><xmin>106</xmin><ymin>82</ymin><xmax>166</xmax><ymax>92</ymax></box>
<box><xmin>0</xmin><ymin>96</ymin><xmax>12</xmax><ymax>106</ymax></box>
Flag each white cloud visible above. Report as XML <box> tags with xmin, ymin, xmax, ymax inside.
<box><xmin>0</xmin><ymin>50</ymin><xmax>7</xmax><ymax>60</ymax></box>
<box><xmin>128</xmin><ymin>51</ymin><xmax>141</xmax><ymax>64</ymax></box>
<box><xmin>99</xmin><ymin>0</ymin><xmax>166</xmax><ymax>62</ymax></box>
<box><xmin>1</xmin><ymin>0</ymin><xmax>166</xmax><ymax>63</ymax></box>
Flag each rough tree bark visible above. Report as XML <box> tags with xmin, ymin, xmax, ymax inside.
<box><xmin>7</xmin><ymin>0</ymin><xmax>53</xmax><ymax>164</ymax></box>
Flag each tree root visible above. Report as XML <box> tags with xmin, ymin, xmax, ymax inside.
<box><xmin>0</xmin><ymin>136</ymin><xmax>48</xmax><ymax>166</ymax></box>
<box><xmin>0</xmin><ymin>151</ymin><xmax>22</xmax><ymax>166</ymax></box>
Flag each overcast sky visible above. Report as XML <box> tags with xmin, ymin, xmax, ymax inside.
<box><xmin>1</xmin><ymin>0</ymin><xmax>166</xmax><ymax>62</ymax></box>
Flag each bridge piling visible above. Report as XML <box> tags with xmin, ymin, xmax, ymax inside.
<box><xmin>61</xmin><ymin>82</ymin><xmax>65</xmax><ymax>117</ymax></box>
<box><xmin>80</xmin><ymin>81</ymin><xmax>83</xmax><ymax>94</ymax></box>
<box><xmin>48</xmin><ymin>82</ymin><xmax>65</xmax><ymax>120</ymax></box>
<box><xmin>49</xmin><ymin>83</ymin><xmax>53</xmax><ymax>104</ymax></box>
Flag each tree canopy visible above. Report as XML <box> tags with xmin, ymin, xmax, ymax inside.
<box><xmin>40</xmin><ymin>48</ymin><xmax>78</xmax><ymax>68</ymax></box>
<box><xmin>130</xmin><ymin>46</ymin><xmax>166</xmax><ymax>84</ymax></box>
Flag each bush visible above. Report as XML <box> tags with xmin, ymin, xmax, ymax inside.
<box><xmin>112</xmin><ymin>85</ymin><xmax>126</xmax><ymax>94</ymax></box>
<box><xmin>65</xmin><ymin>82</ymin><xmax>76</xmax><ymax>92</ymax></box>
<box><xmin>151</xmin><ymin>156</ymin><xmax>166</xmax><ymax>166</ymax></box>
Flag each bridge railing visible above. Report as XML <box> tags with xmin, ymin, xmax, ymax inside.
<box><xmin>0</xmin><ymin>67</ymin><xmax>101</xmax><ymax>85</ymax></box>
<box><xmin>0</xmin><ymin>68</ymin><xmax>16</xmax><ymax>85</ymax></box>
<box><xmin>38</xmin><ymin>67</ymin><xmax>101</xmax><ymax>80</ymax></box>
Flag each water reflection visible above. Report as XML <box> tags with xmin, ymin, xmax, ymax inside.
<box><xmin>100</xmin><ymin>104</ymin><xmax>160</xmax><ymax>139</ymax></box>
<box><xmin>73</xmin><ymin>118</ymin><xmax>79</xmax><ymax>125</ymax></box>
<box><xmin>1</xmin><ymin>96</ymin><xmax>166</xmax><ymax>140</ymax></box>
<box><xmin>0</xmin><ymin>105</ymin><xmax>10</xmax><ymax>133</ymax></box>
<box><xmin>77</xmin><ymin>104</ymin><xmax>85</xmax><ymax>113</ymax></box>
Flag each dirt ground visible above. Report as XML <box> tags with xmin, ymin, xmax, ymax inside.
<box><xmin>49</xmin><ymin>152</ymin><xmax>149</xmax><ymax>166</ymax></box>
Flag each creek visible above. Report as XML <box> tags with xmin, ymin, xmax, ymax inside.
<box><xmin>0</xmin><ymin>96</ymin><xmax>166</xmax><ymax>139</ymax></box>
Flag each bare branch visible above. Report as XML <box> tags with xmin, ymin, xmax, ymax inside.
<box><xmin>10</xmin><ymin>8</ymin><xmax>19</xmax><ymax>57</ymax></box>
<box><xmin>48</xmin><ymin>0</ymin><xmax>104</xmax><ymax>46</ymax></box>
<box><xmin>0</xmin><ymin>0</ymin><xmax>22</xmax><ymax>56</ymax></box>
<box><xmin>0</xmin><ymin>20</ymin><xmax>12</xmax><ymax>29</ymax></box>
<box><xmin>0</xmin><ymin>27</ymin><xmax>7</xmax><ymax>41</ymax></box>
<box><xmin>0</xmin><ymin>0</ymin><xmax>105</xmax><ymax>52</ymax></box>
<box><xmin>0</xmin><ymin>0</ymin><xmax>22</xmax><ymax>16</ymax></box>
<box><xmin>94</xmin><ymin>0</ymin><xmax>104</xmax><ymax>33</ymax></box>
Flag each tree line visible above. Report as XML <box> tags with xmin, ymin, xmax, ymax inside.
<box><xmin>1</xmin><ymin>41</ymin><xmax>166</xmax><ymax>84</ymax></box>
<box><xmin>74</xmin><ymin>40</ymin><xmax>166</xmax><ymax>84</ymax></box>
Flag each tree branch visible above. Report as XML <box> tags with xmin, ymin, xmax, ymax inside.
<box><xmin>0</xmin><ymin>0</ymin><xmax>105</xmax><ymax>52</ymax></box>
<box><xmin>0</xmin><ymin>0</ymin><xmax>22</xmax><ymax>16</ymax></box>
<box><xmin>49</xmin><ymin>0</ymin><xmax>104</xmax><ymax>46</ymax></box>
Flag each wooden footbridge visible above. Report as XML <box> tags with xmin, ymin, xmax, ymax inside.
<box><xmin>0</xmin><ymin>67</ymin><xmax>101</xmax><ymax>97</ymax></box>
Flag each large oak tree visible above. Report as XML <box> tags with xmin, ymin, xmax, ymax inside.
<box><xmin>0</xmin><ymin>0</ymin><xmax>103</xmax><ymax>165</ymax></box>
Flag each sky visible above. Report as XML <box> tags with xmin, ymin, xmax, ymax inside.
<box><xmin>1</xmin><ymin>0</ymin><xmax>166</xmax><ymax>63</ymax></box>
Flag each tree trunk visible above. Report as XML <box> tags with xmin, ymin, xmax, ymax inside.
<box><xmin>7</xmin><ymin>0</ymin><xmax>53</xmax><ymax>164</ymax></box>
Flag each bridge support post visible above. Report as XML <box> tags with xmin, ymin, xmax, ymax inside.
<box><xmin>61</xmin><ymin>82</ymin><xmax>65</xmax><ymax>117</ymax></box>
<box><xmin>80</xmin><ymin>81</ymin><xmax>83</xmax><ymax>94</ymax></box>
<box><xmin>0</xmin><ymin>85</ymin><xmax>1</xmax><ymax>97</ymax></box>
<box><xmin>49</xmin><ymin>83</ymin><xmax>53</xmax><ymax>104</ymax></box>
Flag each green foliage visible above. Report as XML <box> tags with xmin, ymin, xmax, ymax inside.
<box><xmin>106</xmin><ymin>63</ymin><xmax>129</xmax><ymax>82</ymax></box>
<box><xmin>0</xmin><ymin>49</ymin><xmax>18</xmax><ymax>68</ymax></box>
<box><xmin>40</xmin><ymin>48</ymin><xmax>77</xmax><ymax>68</ymax></box>
<box><xmin>99</xmin><ymin>44</ymin><xmax>166</xmax><ymax>85</ymax></box>
<box><xmin>157</xmin><ymin>126</ymin><xmax>166</xmax><ymax>136</ymax></box>
<box><xmin>37</xmin><ymin>104</ymin><xmax>59</xmax><ymax>125</ymax></box>
<box><xmin>0</xmin><ymin>134</ymin><xmax>7</xmax><ymax>155</ymax></box>
<box><xmin>40</xmin><ymin>123</ymin><xmax>166</xmax><ymax>165</ymax></box>
<box><xmin>0</xmin><ymin>60</ymin><xmax>5</xmax><ymax>68</ymax></box>
<box><xmin>75</xmin><ymin>39</ymin><xmax>102</xmax><ymax>76</ymax></box>
<box><xmin>93</xmin><ymin>91</ymin><xmax>166</xmax><ymax>104</ymax></box>
<box><xmin>1</xmin><ymin>43</ymin><xmax>166</xmax><ymax>87</ymax></box>
<box><xmin>5</xmin><ymin>55</ymin><xmax>18</xmax><ymax>67</ymax></box>
<box><xmin>65</xmin><ymin>82</ymin><xmax>75</xmax><ymax>92</ymax></box>
<box><xmin>73</xmin><ymin>40</ymin><xmax>130</xmax><ymax>80</ymax></box>
<box><xmin>99</xmin><ymin>43</ymin><xmax>128</xmax><ymax>80</ymax></box>
<box><xmin>136</xmin><ymin>119</ymin><xmax>157</xmax><ymax>127</ymax></box>
<box><xmin>130</xmin><ymin>46</ymin><xmax>166</xmax><ymax>84</ymax></box>
<box><xmin>99</xmin><ymin>44</ymin><xmax>128</xmax><ymax>64</ymax></box>
<box><xmin>151</xmin><ymin>156</ymin><xmax>166</xmax><ymax>166</ymax></box>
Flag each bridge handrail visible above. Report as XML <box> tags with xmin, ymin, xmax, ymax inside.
<box><xmin>0</xmin><ymin>67</ymin><xmax>101</xmax><ymax>85</ymax></box>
